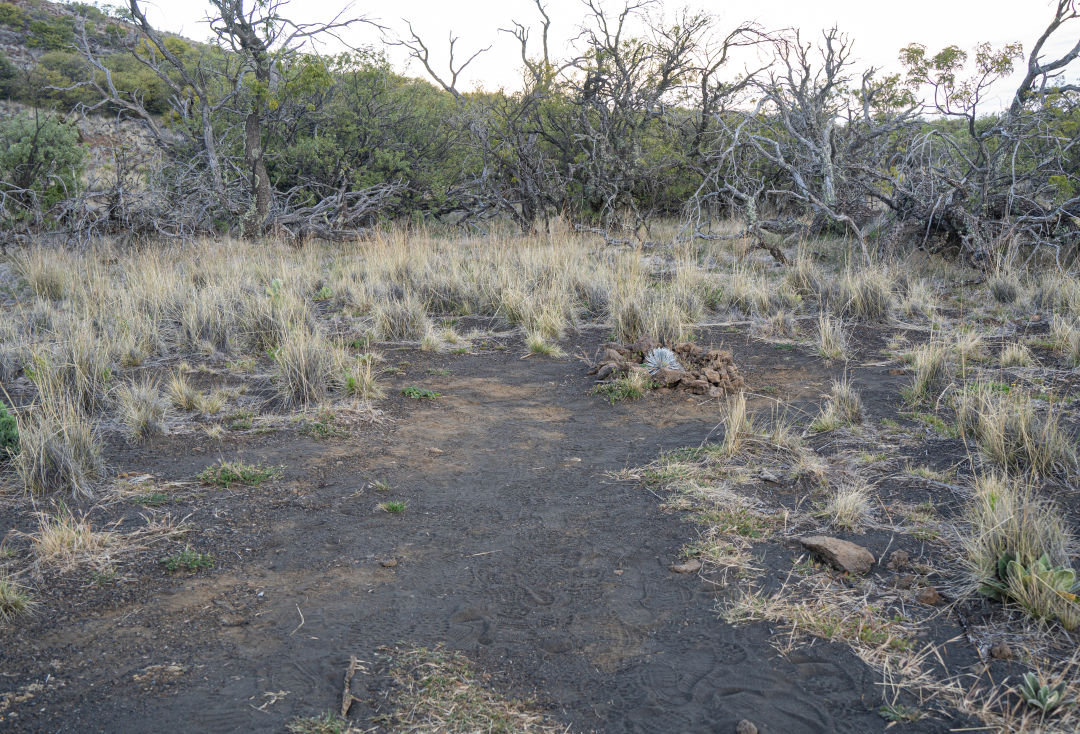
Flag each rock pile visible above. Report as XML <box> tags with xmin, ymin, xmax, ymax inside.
<box><xmin>589</xmin><ymin>339</ymin><xmax>744</xmax><ymax>397</ymax></box>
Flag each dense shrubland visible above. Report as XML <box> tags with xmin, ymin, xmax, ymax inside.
<box><xmin>0</xmin><ymin>0</ymin><xmax>1074</xmax><ymax>267</ymax></box>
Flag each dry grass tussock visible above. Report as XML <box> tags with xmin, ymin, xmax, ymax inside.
<box><xmin>962</xmin><ymin>473</ymin><xmax>1079</xmax><ymax>630</ymax></box>
<box><xmin>13</xmin><ymin>389</ymin><xmax>102</xmax><ymax>497</ymax></box>
<box><xmin>0</xmin><ymin>573</ymin><xmax>32</xmax><ymax>623</ymax></box>
<box><xmin>815</xmin><ymin>313</ymin><xmax>848</xmax><ymax>360</ymax></box>
<box><xmin>27</xmin><ymin>506</ymin><xmax>187</xmax><ymax>573</ymax></box>
<box><xmin>114</xmin><ymin>379</ymin><xmax>166</xmax><ymax>443</ymax></box>
<box><xmin>905</xmin><ymin>340</ymin><xmax>952</xmax><ymax>404</ymax></box>
<box><xmin>955</xmin><ymin>385</ymin><xmax>1078</xmax><ymax>478</ymax></box>
<box><xmin>812</xmin><ymin>378</ymin><xmax>863</xmax><ymax>433</ymax></box>
<box><xmin>348</xmin><ymin>645</ymin><xmax>570</xmax><ymax>734</ymax></box>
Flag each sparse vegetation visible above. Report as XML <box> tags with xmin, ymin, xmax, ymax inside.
<box><xmin>369</xmin><ymin>646</ymin><xmax>567</xmax><ymax>732</ymax></box>
<box><xmin>401</xmin><ymin>386</ymin><xmax>441</xmax><ymax>400</ymax></box>
<box><xmin>115</xmin><ymin>379</ymin><xmax>166</xmax><ymax>442</ymax></box>
<box><xmin>198</xmin><ymin>461</ymin><xmax>282</xmax><ymax>488</ymax></box>
<box><xmin>0</xmin><ymin>574</ymin><xmax>31</xmax><ymax>623</ymax></box>
<box><xmin>161</xmin><ymin>547</ymin><xmax>214</xmax><ymax>573</ymax></box>
<box><xmin>2</xmin><ymin>0</ymin><xmax>1080</xmax><ymax>727</ymax></box>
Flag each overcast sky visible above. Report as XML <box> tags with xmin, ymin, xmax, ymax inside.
<box><xmin>119</xmin><ymin>0</ymin><xmax>1080</xmax><ymax>107</ymax></box>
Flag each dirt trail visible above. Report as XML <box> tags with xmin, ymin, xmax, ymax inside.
<box><xmin>8</xmin><ymin>346</ymin><xmax>943</xmax><ymax>733</ymax></box>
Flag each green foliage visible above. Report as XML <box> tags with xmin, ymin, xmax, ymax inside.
<box><xmin>197</xmin><ymin>460</ymin><xmax>282</xmax><ymax>488</ymax></box>
<box><xmin>0</xmin><ymin>112</ymin><xmax>85</xmax><ymax>219</ymax></box>
<box><xmin>591</xmin><ymin>373</ymin><xmax>653</xmax><ymax>403</ymax></box>
<box><xmin>0</xmin><ymin>400</ymin><xmax>17</xmax><ymax>460</ymax></box>
<box><xmin>161</xmin><ymin>547</ymin><xmax>214</xmax><ymax>572</ymax></box>
<box><xmin>1017</xmin><ymin>672</ymin><xmax>1070</xmax><ymax>714</ymax></box>
<box><xmin>0</xmin><ymin>50</ymin><xmax>17</xmax><ymax>98</ymax></box>
<box><xmin>401</xmin><ymin>386</ymin><xmax>440</xmax><ymax>400</ymax></box>
<box><xmin>0</xmin><ymin>3</ymin><xmax>26</xmax><ymax>29</ymax></box>
<box><xmin>26</xmin><ymin>16</ymin><xmax>76</xmax><ymax>51</ymax></box>
<box><xmin>982</xmin><ymin>552</ymin><xmax>1080</xmax><ymax>629</ymax></box>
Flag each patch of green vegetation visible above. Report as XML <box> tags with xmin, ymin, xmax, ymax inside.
<box><xmin>772</xmin><ymin>343</ymin><xmax>797</xmax><ymax>351</ymax></box>
<box><xmin>697</xmin><ymin>507</ymin><xmax>770</xmax><ymax>538</ymax></box>
<box><xmin>313</xmin><ymin>285</ymin><xmax>333</xmax><ymax>301</ymax></box>
<box><xmin>378</xmin><ymin>500</ymin><xmax>407</xmax><ymax>514</ymax></box>
<box><xmin>161</xmin><ymin>547</ymin><xmax>214</xmax><ymax>573</ymax></box>
<box><xmin>227</xmin><ymin>411</ymin><xmax>253</xmax><ymax>430</ymax></box>
<box><xmin>198</xmin><ymin>460</ymin><xmax>282</xmax><ymax>488</ymax></box>
<box><xmin>0</xmin><ymin>575</ymin><xmax>30</xmax><ymax>622</ymax></box>
<box><xmin>129</xmin><ymin>492</ymin><xmax>170</xmax><ymax>507</ymax></box>
<box><xmin>759</xmin><ymin>385</ymin><xmax>780</xmax><ymax>395</ymax></box>
<box><xmin>401</xmin><ymin>386</ymin><xmax>440</xmax><ymax>400</ymax></box>
<box><xmin>90</xmin><ymin>569</ymin><xmax>117</xmax><ymax>586</ymax></box>
<box><xmin>855</xmin><ymin>450</ymin><xmax>888</xmax><ymax>465</ymax></box>
<box><xmin>0</xmin><ymin>399</ymin><xmax>17</xmax><ymax>460</ymax></box>
<box><xmin>300</xmin><ymin>410</ymin><xmax>349</xmax><ymax>440</ymax></box>
<box><xmin>225</xmin><ymin>357</ymin><xmax>255</xmax><ymax>372</ymax></box>
<box><xmin>286</xmin><ymin>712</ymin><xmax>352</xmax><ymax>734</ymax></box>
<box><xmin>902</xmin><ymin>411</ymin><xmax>960</xmax><ymax>438</ymax></box>
<box><xmin>370</xmin><ymin>479</ymin><xmax>391</xmax><ymax>492</ymax></box>
<box><xmin>450</xmin><ymin>347</ymin><xmax>469</xmax><ymax>355</ymax></box>
<box><xmin>591</xmin><ymin>374</ymin><xmax>653</xmax><ymax>403</ymax></box>
<box><xmin>878</xmin><ymin>703</ymin><xmax>922</xmax><ymax>722</ymax></box>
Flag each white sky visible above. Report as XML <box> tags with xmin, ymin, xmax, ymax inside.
<box><xmin>111</xmin><ymin>0</ymin><xmax>1080</xmax><ymax>107</ymax></box>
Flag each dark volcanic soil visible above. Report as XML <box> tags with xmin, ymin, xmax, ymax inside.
<box><xmin>1</xmin><ymin>332</ymin><xmax>949</xmax><ymax>733</ymax></box>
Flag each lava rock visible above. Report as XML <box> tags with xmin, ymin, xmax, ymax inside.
<box><xmin>799</xmin><ymin>536</ymin><xmax>875</xmax><ymax>575</ymax></box>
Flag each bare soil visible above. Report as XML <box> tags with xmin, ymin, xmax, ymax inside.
<box><xmin>2</xmin><ymin>328</ymin><xmax>973</xmax><ymax>732</ymax></box>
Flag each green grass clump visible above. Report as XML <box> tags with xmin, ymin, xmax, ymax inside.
<box><xmin>378</xmin><ymin>500</ymin><xmax>407</xmax><ymax>514</ymax></box>
<box><xmin>286</xmin><ymin>712</ymin><xmax>352</xmax><ymax>734</ymax></box>
<box><xmin>0</xmin><ymin>574</ymin><xmax>31</xmax><ymax>623</ymax></box>
<box><xmin>197</xmin><ymin>460</ymin><xmax>282</xmax><ymax>488</ymax></box>
<box><xmin>592</xmin><ymin>371</ymin><xmax>653</xmax><ymax>403</ymax></box>
<box><xmin>401</xmin><ymin>386</ymin><xmax>440</xmax><ymax>400</ymax></box>
<box><xmin>161</xmin><ymin>547</ymin><xmax>214</xmax><ymax>572</ymax></box>
<box><xmin>0</xmin><ymin>399</ymin><xmax>17</xmax><ymax>459</ymax></box>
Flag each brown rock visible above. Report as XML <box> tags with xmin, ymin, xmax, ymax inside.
<box><xmin>654</xmin><ymin>367</ymin><xmax>684</xmax><ymax>387</ymax></box>
<box><xmin>894</xmin><ymin>574</ymin><xmax>916</xmax><ymax>590</ymax></box>
<box><xmin>990</xmin><ymin>642</ymin><xmax>1013</xmax><ymax>660</ymax></box>
<box><xmin>703</xmin><ymin>368</ymin><xmax>722</xmax><ymax>383</ymax></box>
<box><xmin>670</xmin><ymin>558</ymin><xmax>703</xmax><ymax>574</ymax></box>
<box><xmin>886</xmin><ymin>550</ymin><xmax>910</xmax><ymax>571</ymax></box>
<box><xmin>380</xmin><ymin>559</ymin><xmax>398</xmax><ymax>568</ymax></box>
<box><xmin>735</xmin><ymin>720</ymin><xmax>758</xmax><ymax>734</ymax></box>
<box><xmin>595</xmin><ymin>364</ymin><xmax>616</xmax><ymax>381</ymax></box>
<box><xmin>799</xmin><ymin>536</ymin><xmax>875</xmax><ymax>575</ymax></box>
<box><xmin>685</xmin><ymin>379</ymin><xmax>711</xmax><ymax>395</ymax></box>
<box><xmin>915</xmin><ymin>586</ymin><xmax>942</xmax><ymax>605</ymax></box>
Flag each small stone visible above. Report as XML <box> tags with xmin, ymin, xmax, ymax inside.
<box><xmin>915</xmin><ymin>586</ymin><xmax>942</xmax><ymax>605</ymax></box>
<box><xmin>380</xmin><ymin>559</ymin><xmax>398</xmax><ymax>568</ymax></box>
<box><xmin>799</xmin><ymin>536</ymin><xmax>875</xmax><ymax>575</ymax></box>
<box><xmin>703</xmin><ymin>368</ymin><xmax>722</xmax><ymax>383</ymax></box>
<box><xmin>990</xmin><ymin>642</ymin><xmax>1013</xmax><ymax>660</ymax></box>
<box><xmin>886</xmin><ymin>550</ymin><xmax>910</xmax><ymax>571</ymax></box>
<box><xmin>735</xmin><ymin>720</ymin><xmax>758</xmax><ymax>734</ymax></box>
<box><xmin>670</xmin><ymin>559</ymin><xmax>703</xmax><ymax>574</ymax></box>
